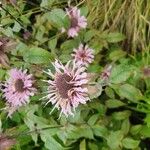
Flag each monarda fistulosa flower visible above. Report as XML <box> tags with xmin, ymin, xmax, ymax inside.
<box><xmin>72</xmin><ymin>44</ymin><xmax>94</xmax><ymax>67</ymax></box>
<box><xmin>65</xmin><ymin>6</ymin><xmax>87</xmax><ymax>37</ymax></box>
<box><xmin>1</xmin><ymin>68</ymin><xmax>36</xmax><ymax>117</ymax></box>
<box><xmin>42</xmin><ymin>60</ymin><xmax>90</xmax><ymax>117</ymax></box>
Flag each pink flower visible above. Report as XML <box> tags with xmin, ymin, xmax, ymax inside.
<box><xmin>72</xmin><ymin>44</ymin><xmax>94</xmax><ymax>67</ymax></box>
<box><xmin>1</xmin><ymin>68</ymin><xmax>36</xmax><ymax>116</ymax></box>
<box><xmin>42</xmin><ymin>60</ymin><xmax>89</xmax><ymax>117</ymax></box>
<box><xmin>66</xmin><ymin>6</ymin><xmax>87</xmax><ymax>37</ymax></box>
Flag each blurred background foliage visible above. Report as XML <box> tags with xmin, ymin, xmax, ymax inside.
<box><xmin>0</xmin><ymin>0</ymin><xmax>150</xmax><ymax>150</ymax></box>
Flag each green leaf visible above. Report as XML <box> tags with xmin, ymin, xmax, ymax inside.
<box><xmin>130</xmin><ymin>125</ymin><xmax>142</xmax><ymax>135</ymax></box>
<box><xmin>88</xmin><ymin>114</ymin><xmax>99</xmax><ymax>126</ymax></box>
<box><xmin>144</xmin><ymin>114</ymin><xmax>150</xmax><ymax>127</ymax></box>
<box><xmin>0</xmin><ymin>118</ymin><xmax>2</xmax><ymax>133</ymax></box>
<box><xmin>1</xmin><ymin>18</ymin><xmax>14</xmax><ymax>26</ymax></box>
<box><xmin>35</xmin><ymin>25</ymin><xmax>47</xmax><ymax>43</ymax></box>
<box><xmin>105</xmin><ymin>87</ymin><xmax>115</xmax><ymax>99</ymax></box>
<box><xmin>48</xmin><ymin>38</ymin><xmax>57</xmax><ymax>51</ymax></box>
<box><xmin>46</xmin><ymin>9</ymin><xmax>70</xmax><ymax>28</ymax></box>
<box><xmin>12</xmin><ymin>21</ymin><xmax>21</xmax><ymax>32</ymax></box>
<box><xmin>105</xmin><ymin>32</ymin><xmax>125</xmax><ymax>43</ymax></box>
<box><xmin>23</xmin><ymin>47</ymin><xmax>52</xmax><ymax>64</ymax></box>
<box><xmin>2</xmin><ymin>27</ymin><xmax>14</xmax><ymax>37</ymax></box>
<box><xmin>80</xmin><ymin>6</ymin><xmax>89</xmax><ymax>16</ymax></box>
<box><xmin>112</xmin><ymin>111</ymin><xmax>131</xmax><ymax>120</ymax></box>
<box><xmin>106</xmin><ymin>99</ymin><xmax>126</xmax><ymax>108</ymax></box>
<box><xmin>67</xmin><ymin>125</ymin><xmax>94</xmax><ymax>140</ymax></box>
<box><xmin>84</xmin><ymin>30</ymin><xmax>96</xmax><ymax>42</ymax></box>
<box><xmin>140</xmin><ymin>126</ymin><xmax>150</xmax><ymax>138</ymax></box>
<box><xmin>93</xmin><ymin>125</ymin><xmax>108</xmax><ymax>138</ymax></box>
<box><xmin>109</xmin><ymin>50</ymin><xmax>126</xmax><ymax>61</ymax></box>
<box><xmin>14</xmin><ymin>42</ymin><xmax>28</xmax><ymax>56</ymax></box>
<box><xmin>43</xmin><ymin>137</ymin><xmax>63</xmax><ymax>150</ymax></box>
<box><xmin>121</xmin><ymin>119</ymin><xmax>130</xmax><ymax>135</ymax></box>
<box><xmin>88</xmin><ymin>142</ymin><xmax>98</xmax><ymax>150</ymax></box>
<box><xmin>110</xmin><ymin>65</ymin><xmax>132</xmax><ymax>84</ymax></box>
<box><xmin>122</xmin><ymin>138</ymin><xmax>140</xmax><ymax>149</ymax></box>
<box><xmin>20</xmin><ymin>15</ymin><xmax>31</xmax><ymax>25</ymax></box>
<box><xmin>40</xmin><ymin>0</ymin><xmax>55</xmax><ymax>8</ymax></box>
<box><xmin>61</xmin><ymin>40</ymin><xmax>79</xmax><ymax>53</ymax></box>
<box><xmin>0</xmin><ymin>69</ymin><xmax>6</xmax><ymax>80</ymax></box>
<box><xmin>118</xmin><ymin>84</ymin><xmax>143</xmax><ymax>102</ymax></box>
<box><xmin>107</xmin><ymin>131</ymin><xmax>123</xmax><ymax>149</ymax></box>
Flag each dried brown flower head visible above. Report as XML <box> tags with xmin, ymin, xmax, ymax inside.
<box><xmin>0</xmin><ymin>134</ymin><xmax>16</xmax><ymax>150</ymax></box>
<box><xmin>0</xmin><ymin>37</ymin><xmax>16</xmax><ymax>67</ymax></box>
<box><xmin>142</xmin><ymin>66</ymin><xmax>150</xmax><ymax>77</ymax></box>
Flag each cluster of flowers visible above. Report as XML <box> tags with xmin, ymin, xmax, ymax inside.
<box><xmin>0</xmin><ymin>6</ymin><xmax>95</xmax><ymax>117</ymax></box>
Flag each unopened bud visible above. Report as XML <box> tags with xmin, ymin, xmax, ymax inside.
<box><xmin>101</xmin><ymin>65</ymin><xmax>112</xmax><ymax>81</ymax></box>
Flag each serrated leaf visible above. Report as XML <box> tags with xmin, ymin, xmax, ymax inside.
<box><xmin>23</xmin><ymin>47</ymin><xmax>52</xmax><ymax>64</ymax></box>
<box><xmin>118</xmin><ymin>84</ymin><xmax>143</xmax><ymax>102</ymax></box>
<box><xmin>122</xmin><ymin>138</ymin><xmax>139</xmax><ymax>149</ymax></box>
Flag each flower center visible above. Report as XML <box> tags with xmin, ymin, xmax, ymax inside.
<box><xmin>55</xmin><ymin>73</ymin><xmax>74</xmax><ymax>99</ymax></box>
<box><xmin>80</xmin><ymin>52</ymin><xmax>86</xmax><ymax>59</ymax></box>
<box><xmin>14</xmin><ymin>79</ymin><xmax>24</xmax><ymax>92</ymax></box>
<box><xmin>71</xmin><ymin>17</ymin><xmax>78</xmax><ymax>28</ymax></box>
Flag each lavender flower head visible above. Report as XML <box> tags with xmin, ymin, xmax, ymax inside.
<box><xmin>66</xmin><ymin>6</ymin><xmax>87</xmax><ymax>37</ymax></box>
<box><xmin>72</xmin><ymin>44</ymin><xmax>94</xmax><ymax>67</ymax></box>
<box><xmin>42</xmin><ymin>60</ymin><xmax>90</xmax><ymax>117</ymax></box>
<box><xmin>1</xmin><ymin>68</ymin><xmax>36</xmax><ymax>116</ymax></box>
